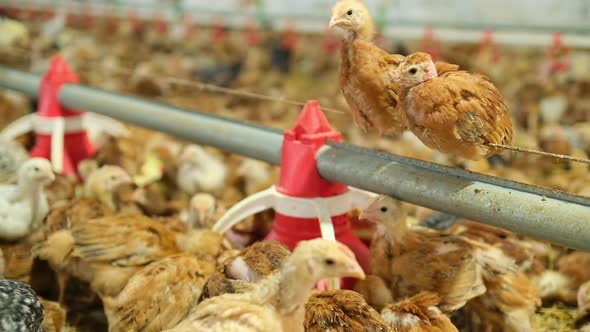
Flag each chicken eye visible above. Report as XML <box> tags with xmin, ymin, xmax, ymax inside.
<box><xmin>33</xmin><ymin>166</ymin><xmax>40</xmax><ymax>172</ymax></box>
<box><xmin>110</xmin><ymin>176</ymin><xmax>118</xmax><ymax>181</ymax></box>
<box><xmin>324</xmin><ymin>258</ymin><xmax>335</xmax><ymax>266</ymax></box>
<box><xmin>380</xmin><ymin>207</ymin><xmax>388</xmax><ymax>213</ymax></box>
<box><xmin>408</xmin><ymin>68</ymin><xmax>418</xmax><ymax>75</ymax></box>
<box><xmin>347</xmin><ymin>9</ymin><xmax>353</xmax><ymax>15</ymax></box>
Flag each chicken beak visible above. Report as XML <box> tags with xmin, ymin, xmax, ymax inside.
<box><xmin>359</xmin><ymin>209</ymin><xmax>375</xmax><ymax>223</ymax></box>
<box><xmin>346</xmin><ymin>261</ymin><xmax>366</xmax><ymax>280</ymax></box>
<box><xmin>329</xmin><ymin>17</ymin><xmax>344</xmax><ymax>28</ymax></box>
<box><xmin>45</xmin><ymin>171</ymin><xmax>56</xmax><ymax>184</ymax></box>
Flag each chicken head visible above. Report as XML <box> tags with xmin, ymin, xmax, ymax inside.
<box><xmin>294</xmin><ymin>239</ymin><xmax>366</xmax><ymax>281</ymax></box>
<box><xmin>329</xmin><ymin>0</ymin><xmax>375</xmax><ymax>39</ymax></box>
<box><xmin>20</xmin><ymin>158</ymin><xmax>55</xmax><ymax>186</ymax></box>
<box><xmin>392</xmin><ymin>52</ymin><xmax>439</xmax><ymax>87</ymax></box>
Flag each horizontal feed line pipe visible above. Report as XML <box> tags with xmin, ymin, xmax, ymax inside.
<box><xmin>0</xmin><ymin>65</ymin><xmax>589</xmax><ymax>251</ymax></box>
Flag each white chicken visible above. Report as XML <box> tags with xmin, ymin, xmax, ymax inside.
<box><xmin>180</xmin><ymin>193</ymin><xmax>223</xmax><ymax>229</ymax></box>
<box><xmin>177</xmin><ymin>145</ymin><xmax>227</xmax><ymax>196</ymax></box>
<box><xmin>0</xmin><ymin>158</ymin><xmax>55</xmax><ymax>241</ymax></box>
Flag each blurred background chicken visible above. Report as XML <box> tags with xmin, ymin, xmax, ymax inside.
<box><xmin>1</xmin><ymin>2</ymin><xmax>590</xmax><ymax>331</ymax></box>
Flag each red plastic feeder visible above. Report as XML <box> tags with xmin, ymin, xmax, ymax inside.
<box><xmin>29</xmin><ymin>55</ymin><xmax>96</xmax><ymax>179</ymax></box>
<box><xmin>212</xmin><ymin>101</ymin><xmax>375</xmax><ymax>289</ymax></box>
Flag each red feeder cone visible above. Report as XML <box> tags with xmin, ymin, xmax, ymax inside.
<box><xmin>30</xmin><ymin>55</ymin><xmax>96</xmax><ymax>179</ymax></box>
<box><xmin>212</xmin><ymin>101</ymin><xmax>376</xmax><ymax>290</ymax></box>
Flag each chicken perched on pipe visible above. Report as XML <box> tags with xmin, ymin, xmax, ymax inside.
<box><xmin>391</xmin><ymin>52</ymin><xmax>513</xmax><ymax>160</ymax></box>
<box><xmin>329</xmin><ymin>0</ymin><xmax>406</xmax><ymax>137</ymax></box>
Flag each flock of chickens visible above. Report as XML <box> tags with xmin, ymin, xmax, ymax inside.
<box><xmin>1</xmin><ymin>0</ymin><xmax>590</xmax><ymax>331</ymax></box>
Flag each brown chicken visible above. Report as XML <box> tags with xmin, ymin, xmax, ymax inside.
<box><xmin>203</xmin><ymin>240</ymin><xmax>291</xmax><ymax>299</ymax></box>
<box><xmin>32</xmin><ymin>214</ymin><xmax>225</xmax><ymax>299</ymax></box>
<box><xmin>329</xmin><ymin>0</ymin><xmax>406</xmax><ymax>136</ymax></box>
<box><xmin>35</xmin><ymin>198</ymin><xmax>112</xmax><ymax>242</ymax></box>
<box><xmin>83</xmin><ymin>165</ymin><xmax>133</xmax><ymax>211</ymax></box>
<box><xmin>537</xmin><ymin>251</ymin><xmax>590</xmax><ymax>305</ymax></box>
<box><xmin>0</xmin><ymin>241</ymin><xmax>34</xmax><ymax>282</ymax></box>
<box><xmin>381</xmin><ymin>292</ymin><xmax>458</xmax><ymax>332</ymax></box>
<box><xmin>360</xmin><ymin>196</ymin><xmax>486</xmax><ymax>313</ymax></box>
<box><xmin>103</xmin><ymin>253</ymin><xmax>216</xmax><ymax>332</ymax></box>
<box><xmin>163</xmin><ymin>239</ymin><xmax>366</xmax><ymax>332</ymax></box>
<box><xmin>469</xmin><ymin>247</ymin><xmax>541</xmax><ymax>332</ymax></box>
<box><xmin>305</xmin><ymin>289</ymin><xmax>391</xmax><ymax>332</ymax></box>
<box><xmin>392</xmin><ymin>52</ymin><xmax>513</xmax><ymax>160</ymax></box>
<box><xmin>44</xmin><ymin>173</ymin><xmax>78</xmax><ymax>207</ymax></box>
<box><xmin>448</xmin><ymin>220</ymin><xmax>546</xmax><ymax>277</ymax></box>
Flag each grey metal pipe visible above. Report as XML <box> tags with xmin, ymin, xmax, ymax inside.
<box><xmin>318</xmin><ymin>142</ymin><xmax>590</xmax><ymax>251</ymax></box>
<box><xmin>0</xmin><ymin>67</ymin><xmax>40</xmax><ymax>98</ymax></box>
<box><xmin>1</xmin><ymin>66</ymin><xmax>590</xmax><ymax>251</ymax></box>
<box><xmin>59</xmin><ymin>85</ymin><xmax>284</xmax><ymax>164</ymax></box>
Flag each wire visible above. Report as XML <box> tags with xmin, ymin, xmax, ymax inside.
<box><xmin>5</xmin><ymin>44</ymin><xmax>590</xmax><ymax>165</ymax></box>
<box><xmin>160</xmin><ymin>77</ymin><xmax>346</xmax><ymax>114</ymax></box>
<box><xmin>487</xmin><ymin>143</ymin><xmax>590</xmax><ymax>165</ymax></box>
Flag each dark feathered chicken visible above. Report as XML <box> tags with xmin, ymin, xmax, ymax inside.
<box><xmin>0</xmin><ymin>279</ymin><xmax>44</xmax><ymax>332</ymax></box>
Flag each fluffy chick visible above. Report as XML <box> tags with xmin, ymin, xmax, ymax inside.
<box><xmin>103</xmin><ymin>253</ymin><xmax>216</xmax><ymax>332</ymax></box>
<box><xmin>305</xmin><ymin>289</ymin><xmax>391</xmax><ymax>332</ymax></box>
<box><xmin>329</xmin><ymin>0</ymin><xmax>406</xmax><ymax>136</ymax></box>
<box><xmin>448</xmin><ymin>220</ymin><xmax>545</xmax><ymax>276</ymax></box>
<box><xmin>163</xmin><ymin>239</ymin><xmax>366</xmax><ymax>332</ymax></box>
<box><xmin>203</xmin><ymin>240</ymin><xmax>291</xmax><ymax>299</ymax></box>
<box><xmin>183</xmin><ymin>192</ymin><xmax>224</xmax><ymax>229</ymax></box>
<box><xmin>0</xmin><ymin>241</ymin><xmax>34</xmax><ymax>282</ymax></box>
<box><xmin>361</xmin><ymin>196</ymin><xmax>486</xmax><ymax>313</ymax></box>
<box><xmin>381</xmin><ymin>292</ymin><xmax>458</xmax><ymax>332</ymax></box>
<box><xmin>469</xmin><ymin>247</ymin><xmax>541</xmax><ymax>332</ymax></box>
<box><xmin>176</xmin><ymin>145</ymin><xmax>227</xmax><ymax>196</ymax></box>
<box><xmin>83</xmin><ymin>165</ymin><xmax>132</xmax><ymax>211</ymax></box>
<box><xmin>536</xmin><ymin>251</ymin><xmax>590</xmax><ymax>305</ymax></box>
<box><xmin>393</xmin><ymin>52</ymin><xmax>513</xmax><ymax>160</ymax></box>
<box><xmin>0</xmin><ymin>158</ymin><xmax>55</xmax><ymax>241</ymax></box>
<box><xmin>33</xmin><ymin>214</ymin><xmax>191</xmax><ymax>298</ymax></box>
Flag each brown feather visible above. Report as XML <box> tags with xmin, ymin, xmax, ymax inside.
<box><xmin>305</xmin><ymin>290</ymin><xmax>391</xmax><ymax>332</ymax></box>
<box><xmin>396</xmin><ymin>52</ymin><xmax>513</xmax><ymax>160</ymax></box>
<box><xmin>104</xmin><ymin>253</ymin><xmax>216</xmax><ymax>332</ymax></box>
<box><xmin>381</xmin><ymin>291</ymin><xmax>458</xmax><ymax>332</ymax></box>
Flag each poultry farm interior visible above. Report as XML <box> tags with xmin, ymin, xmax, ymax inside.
<box><xmin>1</xmin><ymin>0</ymin><xmax>590</xmax><ymax>331</ymax></box>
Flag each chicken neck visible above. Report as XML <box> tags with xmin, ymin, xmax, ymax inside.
<box><xmin>242</xmin><ymin>256</ymin><xmax>316</xmax><ymax>332</ymax></box>
<box><xmin>378</xmin><ymin>212</ymin><xmax>410</xmax><ymax>245</ymax></box>
<box><xmin>10</xmin><ymin>178</ymin><xmax>46</xmax><ymax>229</ymax></box>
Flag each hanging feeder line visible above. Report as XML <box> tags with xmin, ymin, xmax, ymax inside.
<box><xmin>4</xmin><ymin>44</ymin><xmax>590</xmax><ymax>164</ymax></box>
<box><xmin>0</xmin><ymin>65</ymin><xmax>589</xmax><ymax>252</ymax></box>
